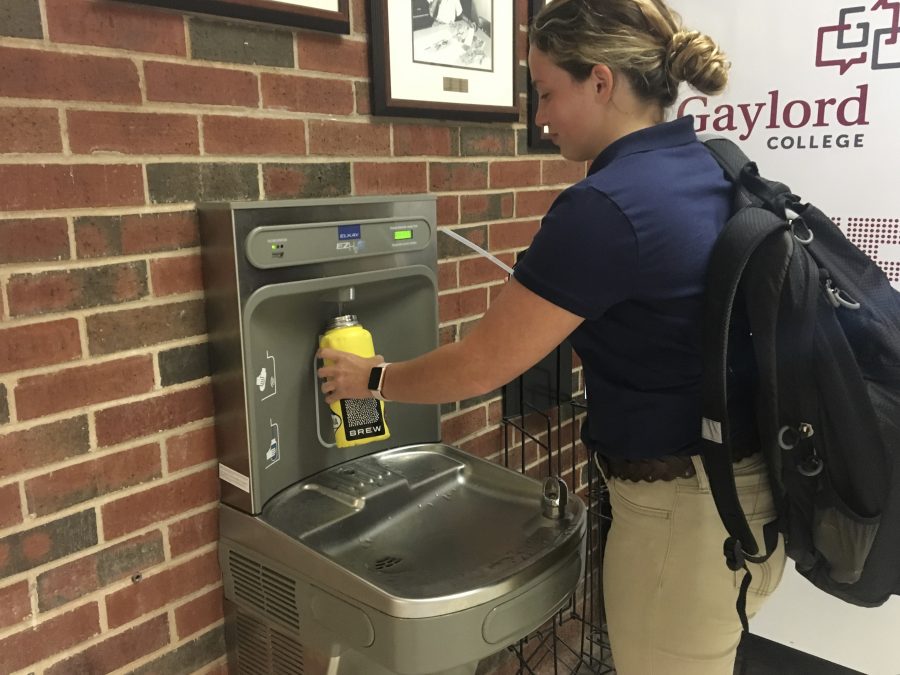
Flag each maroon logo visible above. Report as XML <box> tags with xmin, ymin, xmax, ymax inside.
<box><xmin>816</xmin><ymin>1</ymin><xmax>900</xmax><ymax>74</ymax></box>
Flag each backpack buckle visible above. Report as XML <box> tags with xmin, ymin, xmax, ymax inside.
<box><xmin>724</xmin><ymin>537</ymin><xmax>747</xmax><ymax>571</ymax></box>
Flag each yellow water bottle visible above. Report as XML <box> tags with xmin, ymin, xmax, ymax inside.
<box><xmin>319</xmin><ymin>315</ymin><xmax>390</xmax><ymax>448</ymax></box>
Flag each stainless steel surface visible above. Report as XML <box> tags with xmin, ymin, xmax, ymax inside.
<box><xmin>542</xmin><ymin>476</ymin><xmax>568</xmax><ymax>520</ymax></box>
<box><xmin>199</xmin><ymin>196</ymin><xmax>440</xmax><ymax>514</ymax></box>
<box><xmin>257</xmin><ymin>443</ymin><xmax>586</xmax><ymax>619</ymax></box>
<box><xmin>203</xmin><ymin>196</ymin><xmax>589</xmax><ymax>675</ymax></box>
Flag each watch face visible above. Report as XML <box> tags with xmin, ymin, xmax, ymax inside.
<box><xmin>368</xmin><ymin>366</ymin><xmax>383</xmax><ymax>391</ymax></box>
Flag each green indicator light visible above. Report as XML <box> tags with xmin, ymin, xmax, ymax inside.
<box><xmin>393</xmin><ymin>230</ymin><xmax>413</xmax><ymax>241</ymax></box>
<box><xmin>271</xmin><ymin>244</ymin><xmax>277</xmax><ymax>250</ymax></box>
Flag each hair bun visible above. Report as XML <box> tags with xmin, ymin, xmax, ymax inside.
<box><xmin>667</xmin><ymin>29</ymin><xmax>729</xmax><ymax>95</ymax></box>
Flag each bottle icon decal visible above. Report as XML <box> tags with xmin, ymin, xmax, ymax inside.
<box><xmin>266</xmin><ymin>419</ymin><xmax>280</xmax><ymax>467</ymax></box>
<box><xmin>257</xmin><ymin>351</ymin><xmax>277</xmax><ymax>401</ymax></box>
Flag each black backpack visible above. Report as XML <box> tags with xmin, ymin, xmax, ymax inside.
<box><xmin>699</xmin><ymin>137</ymin><xmax>900</xmax><ymax>630</ymax></box>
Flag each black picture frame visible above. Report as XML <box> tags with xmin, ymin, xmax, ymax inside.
<box><xmin>112</xmin><ymin>0</ymin><xmax>351</xmax><ymax>34</ymax></box>
<box><xmin>368</xmin><ymin>0</ymin><xmax>518</xmax><ymax>122</ymax></box>
<box><xmin>526</xmin><ymin>0</ymin><xmax>557</xmax><ymax>152</ymax></box>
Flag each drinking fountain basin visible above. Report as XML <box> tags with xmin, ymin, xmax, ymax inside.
<box><xmin>219</xmin><ymin>443</ymin><xmax>586</xmax><ymax>675</ymax></box>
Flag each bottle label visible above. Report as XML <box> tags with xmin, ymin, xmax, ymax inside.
<box><xmin>339</xmin><ymin>398</ymin><xmax>387</xmax><ymax>440</ymax></box>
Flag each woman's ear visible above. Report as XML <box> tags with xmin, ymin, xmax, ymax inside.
<box><xmin>591</xmin><ymin>64</ymin><xmax>615</xmax><ymax>103</ymax></box>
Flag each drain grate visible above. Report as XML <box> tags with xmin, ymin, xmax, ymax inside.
<box><xmin>373</xmin><ymin>555</ymin><xmax>403</xmax><ymax>571</ymax></box>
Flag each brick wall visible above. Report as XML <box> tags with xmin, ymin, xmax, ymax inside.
<box><xmin>0</xmin><ymin>0</ymin><xmax>587</xmax><ymax>673</ymax></box>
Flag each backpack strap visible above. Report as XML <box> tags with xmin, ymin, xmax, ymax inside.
<box><xmin>704</xmin><ymin>137</ymin><xmax>797</xmax><ymax>218</ymax></box>
<box><xmin>700</xmin><ymin>206</ymin><xmax>792</xmax><ymax>633</ymax></box>
<box><xmin>700</xmin><ymin>206</ymin><xmax>788</xmax><ymax>556</ymax></box>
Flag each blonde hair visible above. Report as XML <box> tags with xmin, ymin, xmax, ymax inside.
<box><xmin>529</xmin><ymin>0</ymin><xmax>729</xmax><ymax>108</ymax></box>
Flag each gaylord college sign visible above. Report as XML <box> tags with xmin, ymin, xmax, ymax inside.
<box><xmin>678</xmin><ymin>85</ymin><xmax>869</xmax><ymax>150</ymax></box>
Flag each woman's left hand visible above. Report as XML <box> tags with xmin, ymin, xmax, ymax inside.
<box><xmin>317</xmin><ymin>349</ymin><xmax>385</xmax><ymax>404</ymax></box>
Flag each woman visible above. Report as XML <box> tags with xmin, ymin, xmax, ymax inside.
<box><xmin>319</xmin><ymin>1</ymin><xmax>785</xmax><ymax>673</ymax></box>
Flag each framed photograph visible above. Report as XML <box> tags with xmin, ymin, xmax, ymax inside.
<box><xmin>112</xmin><ymin>0</ymin><xmax>350</xmax><ymax>34</ymax></box>
<box><xmin>527</xmin><ymin>0</ymin><xmax>557</xmax><ymax>151</ymax></box>
<box><xmin>369</xmin><ymin>0</ymin><xmax>518</xmax><ymax>122</ymax></box>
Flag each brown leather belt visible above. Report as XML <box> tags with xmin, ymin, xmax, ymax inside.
<box><xmin>596</xmin><ymin>443</ymin><xmax>759</xmax><ymax>483</ymax></box>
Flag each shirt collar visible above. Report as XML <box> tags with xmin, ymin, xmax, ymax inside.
<box><xmin>587</xmin><ymin>115</ymin><xmax>698</xmax><ymax>175</ymax></box>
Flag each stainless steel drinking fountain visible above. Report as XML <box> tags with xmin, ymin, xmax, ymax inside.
<box><xmin>199</xmin><ymin>196</ymin><xmax>586</xmax><ymax>675</ymax></box>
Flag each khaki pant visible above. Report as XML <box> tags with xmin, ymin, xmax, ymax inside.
<box><xmin>601</xmin><ymin>453</ymin><xmax>786</xmax><ymax>675</ymax></box>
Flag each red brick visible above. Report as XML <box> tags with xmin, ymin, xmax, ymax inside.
<box><xmin>7</xmin><ymin>262</ymin><xmax>148</xmax><ymax>318</ymax></box>
<box><xmin>37</xmin><ymin>530</ymin><xmax>165</xmax><ymax>611</ymax></box>
<box><xmin>460</xmin><ymin>427</ymin><xmax>504</xmax><ymax>461</ymax></box>
<box><xmin>460</xmin><ymin>193</ymin><xmax>514</xmax><ymax>223</ymax></box>
<box><xmin>542</xmin><ymin>158</ymin><xmax>586</xmax><ymax>185</ymax></box>
<box><xmin>0</xmin><ymin>217</ymin><xmax>69</xmax><ymax>264</ymax></box>
<box><xmin>25</xmin><ymin>443</ymin><xmax>161</xmax><ymax>516</ymax></box>
<box><xmin>101</xmin><ymin>467</ymin><xmax>218</xmax><ymax>540</ymax></box>
<box><xmin>490</xmin><ymin>160</ymin><xmax>541</xmax><ymax>189</ymax></box>
<box><xmin>263</xmin><ymin>162</ymin><xmax>351</xmax><ymax>199</ymax></box>
<box><xmin>438</xmin><ymin>288</ymin><xmax>488</xmax><ymax>322</ymax></box>
<box><xmin>105</xmin><ymin>550</ymin><xmax>221</xmax><ymax>629</ymax></box>
<box><xmin>437</xmin><ymin>196</ymin><xmax>459</xmax><ymax>225</ymax></box>
<box><xmin>354</xmin><ymin>80</ymin><xmax>370</xmax><ymax>115</ymax></box>
<box><xmin>489</xmin><ymin>219</ymin><xmax>540</xmax><ymax>251</ymax></box>
<box><xmin>86</xmin><ymin>299</ymin><xmax>206</xmax><ymax>356</ymax></box>
<box><xmin>0</xmin><ymin>416</ymin><xmax>89</xmax><ymax>480</ymax></box>
<box><xmin>15</xmin><ymin>355</ymin><xmax>155</xmax><ymax>420</ymax></box>
<box><xmin>168</xmin><ymin>507</ymin><xmax>218</xmax><ymax>558</ymax></box>
<box><xmin>0</xmin><ymin>603</ymin><xmax>100</xmax><ymax>674</ymax></box>
<box><xmin>119</xmin><ymin>211</ymin><xmax>199</xmax><ymax>254</ymax></box>
<box><xmin>75</xmin><ymin>211</ymin><xmax>198</xmax><ymax>259</ymax></box>
<box><xmin>203</xmin><ymin>115</ymin><xmax>305</xmax><ymax>156</ymax></box>
<box><xmin>308</xmin><ymin>120</ymin><xmax>391</xmax><ymax>156</ymax></box>
<box><xmin>438</xmin><ymin>261</ymin><xmax>458</xmax><ymax>292</ymax></box>
<box><xmin>0</xmin><ymin>318</ymin><xmax>81</xmax><ymax>374</ymax></box>
<box><xmin>461</xmin><ymin>128</ymin><xmax>516</xmax><ymax>156</ymax></box>
<box><xmin>0</xmin><ymin>482</ymin><xmax>22</xmax><ymax>530</ymax></box>
<box><xmin>351</xmin><ymin>0</ymin><xmax>367</xmax><ymax>34</ymax></box>
<box><xmin>46</xmin><ymin>0</ymin><xmax>186</xmax><ymax>55</ymax></box>
<box><xmin>44</xmin><ymin>613</ymin><xmax>170</xmax><ymax>675</ymax></box>
<box><xmin>167</xmin><ymin>426</ymin><xmax>217</xmax><ymax>473</ymax></box>
<box><xmin>36</xmin><ymin>555</ymin><xmax>96</xmax><ymax>612</ymax></box>
<box><xmin>95</xmin><ymin>384</ymin><xmax>213</xmax><ymax>448</ymax></box>
<box><xmin>354</xmin><ymin>162</ymin><xmax>428</xmax><ymax>195</ymax></box>
<box><xmin>0</xmin><ymin>108</ymin><xmax>62</xmax><ymax>153</ymax></box>
<box><xmin>175</xmin><ymin>587</ymin><xmax>224</xmax><ymax>639</ymax></box>
<box><xmin>439</xmin><ymin>325</ymin><xmax>457</xmax><ymax>347</ymax></box>
<box><xmin>68</xmin><ymin>110</ymin><xmax>199</xmax><ymax>156</ymax></box>
<box><xmin>145</xmin><ymin>61</ymin><xmax>258</xmax><ymax>107</ymax></box>
<box><xmin>516</xmin><ymin>189</ymin><xmax>560</xmax><ymax>218</ymax></box>
<box><xmin>150</xmin><ymin>254</ymin><xmax>203</xmax><ymax>297</ymax></box>
<box><xmin>395</xmin><ymin>125</ymin><xmax>456</xmax><ymax>157</ymax></box>
<box><xmin>430</xmin><ymin>162</ymin><xmax>488</xmax><ymax>192</ymax></box>
<box><xmin>442</xmin><ymin>407</ymin><xmax>488</xmax><ymax>445</ymax></box>
<box><xmin>261</xmin><ymin>73</ymin><xmax>354</xmax><ymax>115</ymax></box>
<box><xmin>459</xmin><ymin>254</ymin><xmax>515</xmax><ymax>286</ymax></box>
<box><xmin>0</xmin><ymin>580</ymin><xmax>30</xmax><ymax>630</ymax></box>
<box><xmin>296</xmin><ymin>33</ymin><xmax>368</xmax><ymax>77</ymax></box>
<box><xmin>0</xmin><ymin>509</ymin><xmax>97</xmax><ymax>579</ymax></box>
<box><xmin>0</xmin><ymin>164</ymin><xmax>144</xmax><ymax>212</ymax></box>
<box><xmin>0</xmin><ymin>46</ymin><xmax>141</xmax><ymax>104</ymax></box>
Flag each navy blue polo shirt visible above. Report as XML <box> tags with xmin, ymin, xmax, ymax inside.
<box><xmin>513</xmin><ymin>116</ymin><xmax>732</xmax><ymax>459</ymax></box>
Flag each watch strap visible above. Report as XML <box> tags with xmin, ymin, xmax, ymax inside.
<box><xmin>368</xmin><ymin>363</ymin><xmax>390</xmax><ymax>401</ymax></box>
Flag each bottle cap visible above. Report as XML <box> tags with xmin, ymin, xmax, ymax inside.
<box><xmin>325</xmin><ymin>314</ymin><xmax>359</xmax><ymax>330</ymax></box>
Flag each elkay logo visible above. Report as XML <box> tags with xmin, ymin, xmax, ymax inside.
<box><xmin>817</xmin><ymin>0</ymin><xmax>900</xmax><ymax>74</ymax></box>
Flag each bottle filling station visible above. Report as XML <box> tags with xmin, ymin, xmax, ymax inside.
<box><xmin>199</xmin><ymin>195</ymin><xmax>587</xmax><ymax>675</ymax></box>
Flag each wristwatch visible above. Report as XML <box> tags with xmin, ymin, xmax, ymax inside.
<box><xmin>368</xmin><ymin>363</ymin><xmax>391</xmax><ymax>401</ymax></box>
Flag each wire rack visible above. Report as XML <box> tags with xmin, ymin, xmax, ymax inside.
<box><xmin>493</xmin><ymin>345</ymin><xmax>616</xmax><ymax>675</ymax></box>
